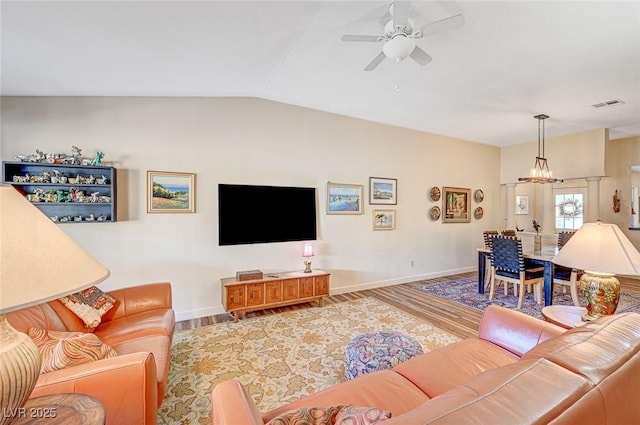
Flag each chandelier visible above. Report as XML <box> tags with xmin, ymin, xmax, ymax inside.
<box><xmin>518</xmin><ymin>114</ymin><xmax>563</xmax><ymax>184</ymax></box>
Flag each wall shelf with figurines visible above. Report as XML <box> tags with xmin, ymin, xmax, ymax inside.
<box><xmin>2</xmin><ymin>147</ymin><xmax>117</xmax><ymax>223</ymax></box>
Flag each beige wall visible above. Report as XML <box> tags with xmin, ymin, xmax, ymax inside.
<box><xmin>1</xmin><ymin>97</ymin><xmax>501</xmax><ymax>320</ymax></box>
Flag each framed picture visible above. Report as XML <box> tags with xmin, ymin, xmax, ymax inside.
<box><xmin>147</xmin><ymin>171</ymin><xmax>196</xmax><ymax>213</ymax></box>
<box><xmin>443</xmin><ymin>186</ymin><xmax>471</xmax><ymax>223</ymax></box>
<box><xmin>373</xmin><ymin>209</ymin><xmax>395</xmax><ymax>230</ymax></box>
<box><xmin>326</xmin><ymin>182</ymin><xmax>364</xmax><ymax>215</ymax></box>
<box><xmin>516</xmin><ymin>195</ymin><xmax>529</xmax><ymax>215</ymax></box>
<box><xmin>369</xmin><ymin>177</ymin><xmax>397</xmax><ymax>205</ymax></box>
<box><xmin>474</xmin><ymin>206</ymin><xmax>484</xmax><ymax>220</ymax></box>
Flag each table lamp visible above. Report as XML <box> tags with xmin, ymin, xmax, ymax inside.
<box><xmin>0</xmin><ymin>185</ymin><xmax>110</xmax><ymax>425</ymax></box>
<box><xmin>552</xmin><ymin>221</ymin><xmax>640</xmax><ymax>321</ymax></box>
<box><xmin>302</xmin><ymin>243</ymin><xmax>314</xmax><ymax>273</ymax></box>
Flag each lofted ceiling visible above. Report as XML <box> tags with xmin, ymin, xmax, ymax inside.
<box><xmin>1</xmin><ymin>1</ymin><xmax>639</xmax><ymax>147</ymax></box>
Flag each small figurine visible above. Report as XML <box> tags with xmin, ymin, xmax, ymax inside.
<box><xmin>90</xmin><ymin>151</ymin><xmax>104</xmax><ymax>166</ymax></box>
<box><xmin>63</xmin><ymin>146</ymin><xmax>82</xmax><ymax>165</ymax></box>
<box><xmin>97</xmin><ymin>175</ymin><xmax>107</xmax><ymax>184</ymax></box>
<box><xmin>613</xmin><ymin>190</ymin><xmax>621</xmax><ymax>213</ymax></box>
<box><xmin>97</xmin><ymin>215</ymin><xmax>107</xmax><ymax>221</ymax></box>
<box><xmin>86</xmin><ymin>214</ymin><xmax>96</xmax><ymax>222</ymax></box>
<box><xmin>86</xmin><ymin>175</ymin><xmax>96</xmax><ymax>184</ymax></box>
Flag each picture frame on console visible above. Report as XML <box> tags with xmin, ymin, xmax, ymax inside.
<box><xmin>369</xmin><ymin>177</ymin><xmax>397</xmax><ymax>205</ymax></box>
<box><xmin>147</xmin><ymin>171</ymin><xmax>196</xmax><ymax>213</ymax></box>
<box><xmin>326</xmin><ymin>182</ymin><xmax>364</xmax><ymax>215</ymax></box>
<box><xmin>443</xmin><ymin>186</ymin><xmax>471</xmax><ymax>223</ymax></box>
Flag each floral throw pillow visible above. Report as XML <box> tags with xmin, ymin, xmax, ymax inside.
<box><xmin>266</xmin><ymin>405</ymin><xmax>391</xmax><ymax>425</ymax></box>
<box><xmin>28</xmin><ymin>328</ymin><xmax>118</xmax><ymax>374</ymax></box>
<box><xmin>58</xmin><ymin>285</ymin><xmax>116</xmax><ymax>328</ymax></box>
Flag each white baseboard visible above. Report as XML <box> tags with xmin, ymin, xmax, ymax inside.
<box><xmin>175</xmin><ymin>267</ymin><xmax>476</xmax><ymax>322</ymax></box>
<box><xmin>330</xmin><ymin>267</ymin><xmax>476</xmax><ymax>295</ymax></box>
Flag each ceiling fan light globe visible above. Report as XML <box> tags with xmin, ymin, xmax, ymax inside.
<box><xmin>382</xmin><ymin>36</ymin><xmax>415</xmax><ymax>61</ymax></box>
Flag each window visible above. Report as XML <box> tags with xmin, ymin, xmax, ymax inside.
<box><xmin>555</xmin><ymin>193</ymin><xmax>584</xmax><ymax>230</ymax></box>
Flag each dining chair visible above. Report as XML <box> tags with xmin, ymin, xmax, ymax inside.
<box><xmin>554</xmin><ymin>230</ymin><xmax>580</xmax><ymax>306</ymax></box>
<box><xmin>489</xmin><ymin>235</ymin><xmax>544</xmax><ymax>309</ymax></box>
<box><xmin>501</xmin><ymin>229</ymin><xmax>517</xmax><ymax>237</ymax></box>
<box><xmin>482</xmin><ymin>231</ymin><xmax>499</xmax><ymax>290</ymax></box>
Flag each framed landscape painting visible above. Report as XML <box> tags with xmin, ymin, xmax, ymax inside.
<box><xmin>147</xmin><ymin>171</ymin><xmax>196</xmax><ymax>213</ymax></box>
<box><xmin>326</xmin><ymin>182</ymin><xmax>364</xmax><ymax>215</ymax></box>
<box><xmin>369</xmin><ymin>177</ymin><xmax>397</xmax><ymax>205</ymax></box>
<box><xmin>443</xmin><ymin>186</ymin><xmax>471</xmax><ymax>223</ymax></box>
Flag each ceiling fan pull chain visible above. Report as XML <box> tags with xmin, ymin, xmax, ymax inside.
<box><xmin>394</xmin><ymin>61</ymin><xmax>401</xmax><ymax>93</ymax></box>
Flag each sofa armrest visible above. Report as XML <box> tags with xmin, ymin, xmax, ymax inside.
<box><xmin>31</xmin><ymin>352</ymin><xmax>158</xmax><ymax>425</ymax></box>
<box><xmin>211</xmin><ymin>380</ymin><xmax>264</xmax><ymax>425</ymax></box>
<box><xmin>104</xmin><ymin>282</ymin><xmax>172</xmax><ymax>322</ymax></box>
<box><xmin>478</xmin><ymin>305</ymin><xmax>565</xmax><ymax>357</ymax></box>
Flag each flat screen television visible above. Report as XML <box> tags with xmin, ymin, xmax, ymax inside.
<box><xmin>218</xmin><ymin>184</ymin><xmax>317</xmax><ymax>246</ymax></box>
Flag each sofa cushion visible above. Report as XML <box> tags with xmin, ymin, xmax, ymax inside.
<box><xmin>383</xmin><ymin>359</ymin><xmax>593</xmax><ymax>425</ymax></box>
<box><xmin>392</xmin><ymin>337</ymin><xmax>518</xmax><ymax>398</ymax></box>
<box><xmin>28</xmin><ymin>328</ymin><xmax>118</xmax><ymax>374</ymax></box>
<box><xmin>263</xmin><ymin>370</ymin><xmax>428</xmax><ymax>423</ymax></box>
<box><xmin>266</xmin><ymin>405</ymin><xmax>391</xmax><ymax>425</ymax></box>
<box><xmin>59</xmin><ymin>286</ymin><xmax>117</xmax><ymax>328</ymax></box>
<box><xmin>94</xmin><ymin>309</ymin><xmax>175</xmax><ymax>346</ymax></box>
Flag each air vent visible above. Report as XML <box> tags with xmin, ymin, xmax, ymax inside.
<box><xmin>592</xmin><ymin>99</ymin><xmax>626</xmax><ymax>109</ymax></box>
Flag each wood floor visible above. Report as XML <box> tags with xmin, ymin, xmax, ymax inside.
<box><xmin>175</xmin><ymin>272</ymin><xmax>640</xmax><ymax>341</ymax></box>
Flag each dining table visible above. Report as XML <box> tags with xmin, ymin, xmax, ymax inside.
<box><xmin>477</xmin><ymin>246</ymin><xmax>559</xmax><ymax>306</ymax></box>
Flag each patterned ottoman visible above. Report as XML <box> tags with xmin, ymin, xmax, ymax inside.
<box><xmin>344</xmin><ymin>331</ymin><xmax>423</xmax><ymax>380</ymax></box>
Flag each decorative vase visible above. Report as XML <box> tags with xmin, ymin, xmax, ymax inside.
<box><xmin>577</xmin><ymin>272</ymin><xmax>621</xmax><ymax>321</ymax></box>
<box><xmin>534</xmin><ymin>234</ymin><xmax>542</xmax><ymax>252</ymax></box>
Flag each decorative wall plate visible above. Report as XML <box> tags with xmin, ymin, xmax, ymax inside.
<box><xmin>430</xmin><ymin>186</ymin><xmax>441</xmax><ymax>202</ymax></box>
<box><xmin>474</xmin><ymin>189</ymin><xmax>484</xmax><ymax>203</ymax></box>
<box><xmin>430</xmin><ymin>206</ymin><xmax>441</xmax><ymax>221</ymax></box>
<box><xmin>474</xmin><ymin>206</ymin><xmax>484</xmax><ymax>219</ymax></box>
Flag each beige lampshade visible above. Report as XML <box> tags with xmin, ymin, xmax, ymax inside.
<box><xmin>552</xmin><ymin>221</ymin><xmax>640</xmax><ymax>275</ymax></box>
<box><xmin>0</xmin><ymin>185</ymin><xmax>110</xmax><ymax>313</ymax></box>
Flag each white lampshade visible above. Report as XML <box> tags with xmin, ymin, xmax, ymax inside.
<box><xmin>1</xmin><ymin>185</ymin><xmax>110</xmax><ymax>314</ymax></box>
<box><xmin>552</xmin><ymin>221</ymin><xmax>640</xmax><ymax>275</ymax></box>
<box><xmin>382</xmin><ymin>36</ymin><xmax>415</xmax><ymax>62</ymax></box>
<box><xmin>302</xmin><ymin>243</ymin><xmax>314</xmax><ymax>258</ymax></box>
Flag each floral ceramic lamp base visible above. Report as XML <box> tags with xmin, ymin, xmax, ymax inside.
<box><xmin>577</xmin><ymin>272</ymin><xmax>620</xmax><ymax>321</ymax></box>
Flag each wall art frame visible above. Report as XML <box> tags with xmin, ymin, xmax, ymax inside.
<box><xmin>443</xmin><ymin>186</ymin><xmax>471</xmax><ymax>223</ymax></box>
<box><xmin>373</xmin><ymin>209</ymin><xmax>395</xmax><ymax>230</ymax></box>
<box><xmin>326</xmin><ymin>182</ymin><xmax>364</xmax><ymax>215</ymax></box>
<box><xmin>147</xmin><ymin>170</ymin><xmax>196</xmax><ymax>213</ymax></box>
<box><xmin>516</xmin><ymin>195</ymin><xmax>529</xmax><ymax>215</ymax></box>
<box><xmin>369</xmin><ymin>177</ymin><xmax>397</xmax><ymax>205</ymax></box>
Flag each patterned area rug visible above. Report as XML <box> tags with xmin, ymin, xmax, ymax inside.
<box><xmin>158</xmin><ymin>297</ymin><xmax>459</xmax><ymax>424</ymax></box>
<box><xmin>412</xmin><ymin>276</ymin><xmax>640</xmax><ymax>319</ymax></box>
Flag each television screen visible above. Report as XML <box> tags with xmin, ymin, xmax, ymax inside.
<box><xmin>218</xmin><ymin>184</ymin><xmax>317</xmax><ymax>246</ymax></box>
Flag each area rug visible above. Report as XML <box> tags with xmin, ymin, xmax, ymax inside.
<box><xmin>158</xmin><ymin>297</ymin><xmax>460</xmax><ymax>425</ymax></box>
<box><xmin>412</xmin><ymin>276</ymin><xmax>640</xmax><ymax>319</ymax></box>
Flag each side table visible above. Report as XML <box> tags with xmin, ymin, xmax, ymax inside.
<box><xmin>541</xmin><ymin>305</ymin><xmax>587</xmax><ymax>329</ymax></box>
<box><xmin>11</xmin><ymin>393</ymin><xmax>105</xmax><ymax>425</ymax></box>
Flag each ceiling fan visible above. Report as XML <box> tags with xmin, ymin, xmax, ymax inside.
<box><xmin>341</xmin><ymin>1</ymin><xmax>464</xmax><ymax>71</ymax></box>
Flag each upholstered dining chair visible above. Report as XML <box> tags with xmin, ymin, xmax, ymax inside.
<box><xmin>489</xmin><ymin>235</ymin><xmax>544</xmax><ymax>309</ymax></box>
<box><xmin>554</xmin><ymin>231</ymin><xmax>580</xmax><ymax>306</ymax></box>
<box><xmin>501</xmin><ymin>229</ymin><xmax>517</xmax><ymax>237</ymax></box>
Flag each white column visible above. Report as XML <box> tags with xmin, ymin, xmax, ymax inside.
<box><xmin>632</xmin><ymin>186</ymin><xmax>639</xmax><ymax>228</ymax></box>
<box><xmin>505</xmin><ymin>183</ymin><xmax>516</xmax><ymax>230</ymax></box>
<box><xmin>586</xmin><ymin>177</ymin><xmax>601</xmax><ymax>222</ymax></box>
<box><xmin>543</xmin><ymin>183</ymin><xmax>554</xmax><ymax>233</ymax></box>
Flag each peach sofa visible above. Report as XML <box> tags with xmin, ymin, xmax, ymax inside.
<box><xmin>211</xmin><ymin>305</ymin><xmax>640</xmax><ymax>424</ymax></box>
<box><xmin>7</xmin><ymin>282</ymin><xmax>175</xmax><ymax>425</ymax></box>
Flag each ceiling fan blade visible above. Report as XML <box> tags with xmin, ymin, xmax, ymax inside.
<box><xmin>364</xmin><ymin>52</ymin><xmax>387</xmax><ymax>71</ymax></box>
<box><xmin>341</xmin><ymin>34</ymin><xmax>382</xmax><ymax>42</ymax></box>
<box><xmin>410</xmin><ymin>46</ymin><xmax>433</xmax><ymax>66</ymax></box>
<box><xmin>392</xmin><ymin>1</ymin><xmax>410</xmax><ymax>27</ymax></box>
<box><xmin>416</xmin><ymin>13</ymin><xmax>465</xmax><ymax>38</ymax></box>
